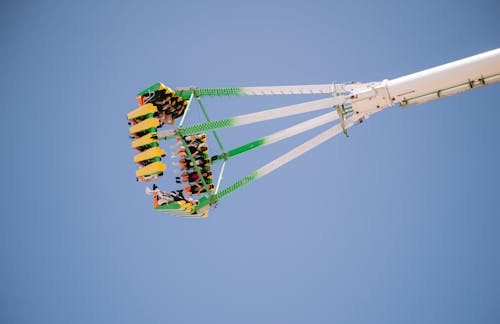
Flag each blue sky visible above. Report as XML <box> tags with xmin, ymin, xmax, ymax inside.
<box><xmin>1</xmin><ymin>0</ymin><xmax>499</xmax><ymax>323</ymax></box>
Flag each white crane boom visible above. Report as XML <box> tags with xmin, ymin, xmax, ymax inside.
<box><xmin>351</xmin><ymin>48</ymin><xmax>500</xmax><ymax>114</ymax></box>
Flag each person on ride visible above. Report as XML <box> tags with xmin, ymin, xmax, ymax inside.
<box><xmin>171</xmin><ymin>100</ymin><xmax>187</xmax><ymax>119</ymax></box>
<box><xmin>182</xmin><ymin>133</ymin><xmax>207</xmax><ymax>145</ymax></box>
<box><xmin>183</xmin><ymin>183</ymin><xmax>215</xmax><ymax>196</ymax></box>
<box><xmin>136</xmin><ymin>173</ymin><xmax>162</xmax><ymax>183</ymax></box>
<box><xmin>176</xmin><ymin>157</ymin><xmax>210</xmax><ymax>171</ymax></box>
<box><xmin>175</xmin><ymin>170</ymin><xmax>212</xmax><ymax>184</ymax></box>
<box><xmin>145</xmin><ymin>185</ymin><xmax>184</xmax><ymax>206</ymax></box>
<box><xmin>172</xmin><ymin>134</ymin><xmax>207</xmax><ymax>151</ymax></box>
<box><xmin>172</xmin><ymin>142</ymin><xmax>208</xmax><ymax>158</ymax></box>
<box><xmin>158</xmin><ymin>110</ymin><xmax>174</xmax><ymax>126</ymax></box>
<box><xmin>150</xmin><ymin>89</ymin><xmax>170</xmax><ymax>106</ymax></box>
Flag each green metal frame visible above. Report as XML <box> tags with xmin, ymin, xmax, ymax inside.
<box><xmin>153</xmin><ymin>85</ymin><xmax>341</xmax><ymax>214</ymax></box>
<box><xmin>170</xmin><ymin>92</ymin><xmax>273</xmax><ymax>212</ymax></box>
<box><xmin>176</xmin><ymin>91</ymin><xmax>267</xmax><ymax>213</ymax></box>
<box><xmin>195</xmin><ymin>96</ymin><xmax>228</xmax><ymax>195</ymax></box>
<box><xmin>175</xmin><ymin>87</ymin><xmax>245</xmax><ymax>100</ymax></box>
<box><xmin>211</xmin><ymin>138</ymin><xmax>266</xmax><ymax>163</ymax></box>
<box><xmin>175</xmin><ymin>90</ymin><xmax>229</xmax><ymax>208</ymax></box>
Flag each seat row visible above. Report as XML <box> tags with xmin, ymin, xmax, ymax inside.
<box><xmin>174</xmin><ymin>135</ymin><xmax>215</xmax><ymax>196</ymax></box>
<box><xmin>127</xmin><ymin>83</ymin><xmax>190</xmax><ymax>182</ymax></box>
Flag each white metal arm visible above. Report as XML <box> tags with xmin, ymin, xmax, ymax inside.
<box><xmin>350</xmin><ymin>48</ymin><xmax>500</xmax><ymax>114</ymax></box>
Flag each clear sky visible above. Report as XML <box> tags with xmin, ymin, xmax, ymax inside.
<box><xmin>1</xmin><ymin>0</ymin><xmax>499</xmax><ymax>323</ymax></box>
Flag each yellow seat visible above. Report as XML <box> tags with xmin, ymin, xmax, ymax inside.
<box><xmin>127</xmin><ymin>103</ymin><xmax>158</xmax><ymax>121</ymax></box>
<box><xmin>183</xmin><ymin>202</ymin><xmax>193</xmax><ymax>212</ymax></box>
<box><xmin>131</xmin><ymin>132</ymin><xmax>158</xmax><ymax>150</ymax></box>
<box><xmin>136</xmin><ymin>161</ymin><xmax>166</xmax><ymax>177</ymax></box>
<box><xmin>134</xmin><ymin>147</ymin><xmax>165</xmax><ymax>163</ymax></box>
<box><xmin>129</xmin><ymin>118</ymin><xmax>160</xmax><ymax>136</ymax></box>
<box><xmin>177</xmin><ymin>200</ymin><xmax>186</xmax><ymax>210</ymax></box>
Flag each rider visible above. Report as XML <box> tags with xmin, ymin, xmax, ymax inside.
<box><xmin>136</xmin><ymin>173</ymin><xmax>162</xmax><ymax>183</ymax></box>
<box><xmin>180</xmin><ymin>133</ymin><xmax>207</xmax><ymax>145</ymax></box>
<box><xmin>171</xmin><ymin>142</ymin><xmax>208</xmax><ymax>158</ymax></box>
<box><xmin>145</xmin><ymin>184</ymin><xmax>194</xmax><ymax>206</ymax></box>
<box><xmin>184</xmin><ymin>183</ymin><xmax>215</xmax><ymax>196</ymax></box>
<box><xmin>176</xmin><ymin>157</ymin><xmax>211</xmax><ymax>171</ymax></box>
<box><xmin>175</xmin><ymin>170</ymin><xmax>213</xmax><ymax>184</ymax></box>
